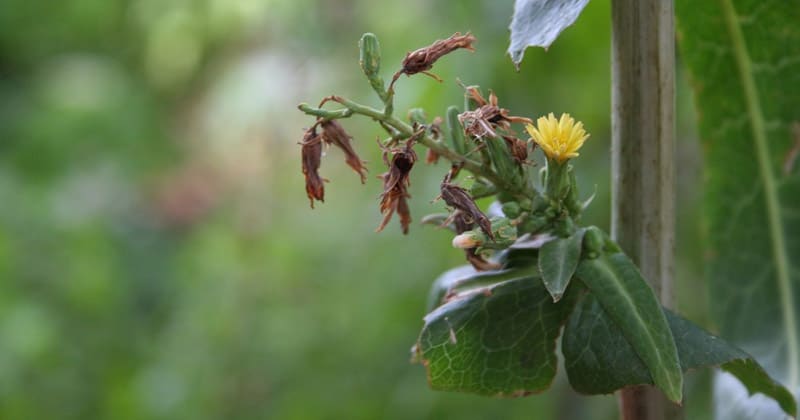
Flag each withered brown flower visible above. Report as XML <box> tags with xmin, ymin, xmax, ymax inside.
<box><xmin>320</xmin><ymin>120</ymin><xmax>368</xmax><ymax>183</ymax></box>
<box><xmin>301</xmin><ymin>126</ymin><xmax>326</xmax><ymax>208</ymax></box>
<box><xmin>390</xmin><ymin>32</ymin><xmax>476</xmax><ymax>89</ymax></box>
<box><xmin>376</xmin><ymin>139</ymin><xmax>418</xmax><ymax>234</ymax></box>
<box><xmin>440</xmin><ymin>175</ymin><xmax>493</xmax><ymax>240</ymax></box>
<box><xmin>459</xmin><ymin>87</ymin><xmax>532</xmax><ymax>138</ymax></box>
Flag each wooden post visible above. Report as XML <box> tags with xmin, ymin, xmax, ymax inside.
<box><xmin>611</xmin><ymin>0</ymin><xmax>679</xmax><ymax>419</ymax></box>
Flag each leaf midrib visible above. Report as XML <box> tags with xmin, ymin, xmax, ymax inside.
<box><xmin>593</xmin><ymin>257</ymin><xmax>682</xmax><ymax>400</ymax></box>
<box><xmin>720</xmin><ymin>0</ymin><xmax>799</xmax><ymax>392</ymax></box>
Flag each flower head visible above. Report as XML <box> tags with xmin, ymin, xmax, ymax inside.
<box><xmin>526</xmin><ymin>113</ymin><xmax>589</xmax><ymax>163</ymax></box>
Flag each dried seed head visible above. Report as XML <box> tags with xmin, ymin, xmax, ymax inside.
<box><xmin>440</xmin><ymin>176</ymin><xmax>493</xmax><ymax>240</ymax></box>
<box><xmin>459</xmin><ymin>88</ymin><xmax>532</xmax><ymax>138</ymax></box>
<box><xmin>320</xmin><ymin>120</ymin><xmax>368</xmax><ymax>183</ymax></box>
<box><xmin>390</xmin><ymin>32</ymin><xmax>476</xmax><ymax>89</ymax></box>
<box><xmin>301</xmin><ymin>127</ymin><xmax>325</xmax><ymax>208</ymax></box>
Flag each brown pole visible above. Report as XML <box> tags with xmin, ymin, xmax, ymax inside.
<box><xmin>611</xmin><ymin>0</ymin><xmax>679</xmax><ymax>419</ymax></box>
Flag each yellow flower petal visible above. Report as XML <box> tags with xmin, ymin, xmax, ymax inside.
<box><xmin>526</xmin><ymin>113</ymin><xmax>590</xmax><ymax>163</ymax></box>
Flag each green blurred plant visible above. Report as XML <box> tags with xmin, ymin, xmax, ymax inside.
<box><xmin>297</xmin><ymin>33</ymin><xmax>796</xmax><ymax>417</ymax></box>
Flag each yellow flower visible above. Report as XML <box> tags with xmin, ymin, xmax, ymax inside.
<box><xmin>525</xmin><ymin>113</ymin><xmax>590</xmax><ymax>163</ymax></box>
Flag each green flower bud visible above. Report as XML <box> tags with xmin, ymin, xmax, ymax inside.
<box><xmin>359</xmin><ymin>33</ymin><xmax>381</xmax><ymax>78</ymax></box>
<box><xmin>359</xmin><ymin>33</ymin><xmax>387</xmax><ymax>102</ymax></box>
<box><xmin>518</xmin><ymin>215</ymin><xmax>548</xmax><ymax>234</ymax></box>
<box><xmin>583</xmin><ymin>226</ymin><xmax>605</xmax><ymax>256</ymax></box>
<box><xmin>501</xmin><ymin>201</ymin><xmax>522</xmax><ymax>218</ymax></box>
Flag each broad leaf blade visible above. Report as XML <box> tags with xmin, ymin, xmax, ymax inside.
<box><xmin>415</xmin><ymin>273</ymin><xmax>578</xmax><ymax>396</ymax></box>
<box><xmin>562</xmin><ymin>295</ymin><xmax>797</xmax><ymax>417</ymax></box>
<box><xmin>576</xmin><ymin>253</ymin><xmax>683</xmax><ymax>402</ymax></box>
<box><xmin>676</xmin><ymin>0</ymin><xmax>800</xmax><ymax>413</ymax></box>
<box><xmin>508</xmin><ymin>0</ymin><xmax>590</xmax><ymax>68</ymax></box>
<box><xmin>538</xmin><ymin>228</ymin><xmax>585</xmax><ymax>302</ymax></box>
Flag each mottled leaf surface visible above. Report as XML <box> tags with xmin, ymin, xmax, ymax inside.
<box><xmin>508</xmin><ymin>0</ymin><xmax>590</xmax><ymax>67</ymax></box>
<box><xmin>538</xmin><ymin>228</ymin><xmax>585</xmax><ymax>302</ymax></box>
<box><xmin>563</xmin><ymin>295</ymin><xmax>797</xmax><ymax>417</ymax></box>
<box><xmin>576</xmin><ymin>253</ymin><xmax>683</xmax><ymax>402</ymax></box>
<box><xmin>416</xmin><ymin>274</ymin><xmax>578</xmax><ymax>396</ymax></box>
<box><xmin>676</xmin><ymin>0</ymin><xmax>800</xmax><ymax>414</ymax></box>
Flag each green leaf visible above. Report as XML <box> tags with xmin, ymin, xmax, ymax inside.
<box><xmin>676</xmin><ymin>0</ymin><xmax>800</xmax><ymax>413</ymax></box>
<box><xmin>508</xmin><ymin>0</ymin><xmax>590</xmax><ymax>68</ymax></box>
<box><xmin>562</xmin><ymin>295</ymin><xmax>797</xmax><ymax>417</ymax></box>
<box><xmin>426</xmin><ymin>265</ymin><xmax>536</xmax><ymax>313</ymax></box>
<box><xmin>415</xmin><ymin>272</ymin><xmax>578</xmax><ymax>397</ymax></box>
<box><xmin>575</xmin><ymin>253</ymin><xmax>683</xmax><ymax>402</ymax></box>
<box><xmin>538</xmin><ymin>228</ymin><xmax>585</xmax><ymax>302</ymax></box>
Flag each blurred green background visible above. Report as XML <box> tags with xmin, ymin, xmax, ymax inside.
<box><xmin>0</xmin><ymin>0</ymin><xmax>708</xmax><ymax>418</ymax></box>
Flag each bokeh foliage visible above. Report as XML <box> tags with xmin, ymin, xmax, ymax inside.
<box><xmin>0</xmin><ymin>0</ymin><xmax>708</xmax><ymax>418</ymax></box>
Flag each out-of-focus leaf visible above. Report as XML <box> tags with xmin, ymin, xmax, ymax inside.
<box><xmin>415</xmin><ymin>271</ymin><xmax>578</xmax><ymax>396</ymax></box>
<box><xmin>508</xmin><ymin>0</ymin><xmax>590</xmax><ymax>68</ymax></box>
<box><xmin>538</xmin><ymin>228</ymin><xmax>585</xmax><ymax>302</ymax></box>
<box><xmin>575</xmin><ymin>253</ymin><xmax>683</xmax><ymax>403</ymax></box>
<box><xmin>563</xmin><ymin>295</ymin><xmax>797</xmax><ymax>417</ymax></box>
<box><xmin>676</xmin><ymin>0</ymin><xmax>800</xmax><ymax>415</ymax></box>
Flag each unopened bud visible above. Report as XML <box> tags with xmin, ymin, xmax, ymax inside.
<box><xmin>359</xmin><ymin>33</ymin><xmax>381</xmax><ymax>78</ymax></box>
<box><xmin>452</xmin><ymin>232</ymin><xmax>482</xmax><ymax>249</ymax></box>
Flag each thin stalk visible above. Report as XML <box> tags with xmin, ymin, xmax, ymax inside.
<box><xmin>298</xmin><ymin>100</ymin><xmax>530</xmax><ymax>200</ymax></box>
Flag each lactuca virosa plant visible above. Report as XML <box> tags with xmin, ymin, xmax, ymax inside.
<box><xmin>297</xmin><ymin>33</ymin><xmax>797</xmax><ymax>416</ymax></box>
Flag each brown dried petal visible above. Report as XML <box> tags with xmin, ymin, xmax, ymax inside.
<box><xmin>301</xmin><ymin>127</ymin><xmax>325</xmax><ymax>208</ymax></box>
<box><xmin>400</xmin><ymin>32</ymin><xmax>475</xmax><ymax>76</ymax></box>
<box><xmin>320</xmin><ymin>120</ymin><xmax>367</xmax><ymax>183</ymax></box>
<box><xmin>425</xmin><ymin>148</ymin><xmax>440</xmax><ymax>165</ymax></box>
<box><xmin>503</xmin><ymin>135</ymin><xmax>528</xmax><ymax>164</ymax></box>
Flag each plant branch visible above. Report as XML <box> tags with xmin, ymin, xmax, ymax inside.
<box><xmin>298</xmin><ymin>99</ymin><xmax>531</xmax><ymax>200</ymax></box>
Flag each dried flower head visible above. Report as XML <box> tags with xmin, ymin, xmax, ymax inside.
<box><xmin>320</xmin><ymin>120</ymin><xmax>368</xmax><ymax>183</ymax></box>
<box><xmin>301</xmin><ymin>127</ymin><xmax>326</xmax><ymax>208</ymax></box>
<box><xmin>440</xmin><ymin>173</ymin><xmax>493</xmax><ymax>240</ymax></box>
<box><xmin>526</xmin><ymin>113</ymin><xmax>589</xmax><ymax>163</ymax></box>
<box><xmin>459</xmin><ymin>88</ymin><xmax>532</xmax><ymax>138</ymax></box>
<box><xmin>390</xmin><ymin>32</ymin><xmax>476</xmax><ymax>89</ymax></box>
<box><xmin>376</xmin><ymin>139</ymin><xmax>418</xmax><ymax>234</ymax></box>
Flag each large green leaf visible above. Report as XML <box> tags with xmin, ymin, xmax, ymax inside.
<box><xmin>562</xmin><ymin>294</ymin><xmax>797</xmax><ymax>417</ymax></box>
<box><xmin>538</xmin><ymin>228</ymin><xmax>585</xmax><ymax>302</ymax></box>
<box><xmin>676</xmin><ymin>0</ymin><xmax>800</xmax><ymax>414</ymax></box>
<box><xmin>414</xmin><ymin>272</ymin><xmax>578</xmax><ymax>396</ymax></box>
<box><xmin>575</xmin><ymin>253</ymin><xmax>683</xmax><ymax>402</ymax></box>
